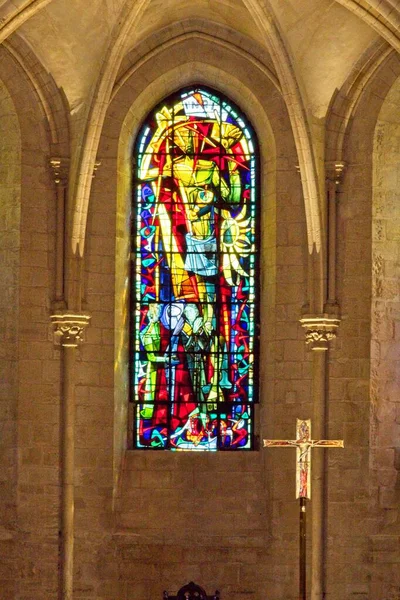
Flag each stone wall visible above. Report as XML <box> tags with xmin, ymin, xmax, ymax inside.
<box><xmin>1</xmin><ymin>26</ymin><xmax>400</xmax><ymax>600</ymax></box>
<box><xmin>371</xmin><ymin>72</ymin><xmax>400</xmax><ymax>600</ymax></box>
<box><xmin>0</xmin><ymin>75</ymin><xmax>20</xmax><ymax>600</ymax></box>
<box><xmin>0</xmin><ymin>45</ymin><xmax>65</xmax><ymax>600</ymax></box>
<box><xmin>325</xmin><ymin>54</ymin><xmax>400</xmax><ymax>600</ymax></box>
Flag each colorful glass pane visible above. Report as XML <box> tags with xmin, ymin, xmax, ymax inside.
<box><xmin>131</xmin><ymin>87</ymin><xmax>259</xmax><ymax>451</ymax></box>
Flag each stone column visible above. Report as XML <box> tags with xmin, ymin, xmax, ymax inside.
<box><xmin>51</xmin><ymin>313</ymin><xmax>90</xmax><ymax>600</ymax></box>
<box><xmin>299</xmin><ymin>315</ymin><xmax>340</xmax><ymax>600</ymax></box>
<box><xmin>50</xmin><ymin>158</ymin><xmax>70</xmax><ymax>309</ymax></box>
<box><xmin>325</xmin><ymin>161</ymin><xmax>345</xmax><ymax>309</ymax></box>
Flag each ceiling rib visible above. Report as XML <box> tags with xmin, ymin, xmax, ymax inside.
<box><xmin>0</xmin><ymin>0</ymin><xmax>54</xmax><ymax>44</ymax></box>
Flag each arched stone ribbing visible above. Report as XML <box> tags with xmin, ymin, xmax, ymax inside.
<box><xmin>0</xmin><ymin>0</ymin><xmax>54</xmax><ymax>44</ymax></box>
<box><xmin>326</xmin><ymin>39</ymin><xmax>393</xmax><ymax>166</ymax></box>
<box><xmin>243</xmin><ymin>0</ymin><xmax>323</xmax><ymax>261</ymax></box>
<box><xmin>334</xmin><ymin>0</ymin><xmax>400</xmax><ymax>53</ymax></box>
<box><xmin>69</xmin><ymin>0</ymin><xmax>151</xmax><ymax>263</ymax></box>
<box><xmin>3</xmin><ymin>34</ymin><xmax>70</xmax><ymax>152</ymax></box>
<box><xmin>112</xmin><ymin>31</ymin><xmax>281</xmax><ymax>102</ymax></box>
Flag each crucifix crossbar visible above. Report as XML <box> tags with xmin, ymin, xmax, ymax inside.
<box><xmin>263</xmin><ymin>418</ymin><xmax>344</xmax><ymax>499</ymax></box>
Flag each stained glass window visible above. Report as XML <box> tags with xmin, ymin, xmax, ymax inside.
<box><xmin>131</xmin><ymin>87</ymin><xmax>259</xmax><ymax>451</ymax></box>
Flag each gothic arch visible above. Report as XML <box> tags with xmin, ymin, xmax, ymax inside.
<box><xmin>131</xmin><ymin>85</ymin><xmax>260</xmax><ymax>451</ymax></box>
<box><xmin>112</xmin><ymin>24</ymin><xmax>281</xmax><ymax>101</ymax></box>
<box><xmin>68</xmin><ymin>0</ymin><xmax>323</xmax><ymax>312</ymax></box>
<box><xmin>325</xmin><ymin>39</ymin><xmax>395</xmax><ymax>166</ymax></box>
<box><xmin>0</xmin><ymin>36</ymin><xmax>69</xmax><ymax>154</ymax></box>
<box><xmin>93</xmin><ymin>36</ymin><xmax>302</xmax><ymax>503</ymax></box>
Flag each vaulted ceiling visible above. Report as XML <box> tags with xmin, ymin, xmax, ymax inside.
<box><xmin>2</xmin><ymin>0</ymin><xmax>397</xmax><ymax>119</ymax></box>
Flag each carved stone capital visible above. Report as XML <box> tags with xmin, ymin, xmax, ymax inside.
<box><xmin>325</xmin><ymin>160</ymin><xmax>347</xmax><ymax>186</ymax></box>
<box><xmin>50</xmin><ymin>157</ymin><xmax>70</xmax><ymax>185</ymax></box>
<box><xmin>299</xmin><ymin>314</ymin><xmax>341</xmax><ymax>351</ymax></box>
<box><xmin>50</xmin><ymin>312</ymin><xmax>91</xmax><ymax>347</ymax></box>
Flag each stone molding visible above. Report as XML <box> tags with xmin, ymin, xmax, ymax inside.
<box><xmin>50</xmin><ymin>312</ymin><xmax>91</xmax><ymax>347</ymax></box>
<box><xmin>299</xmin><ymin>314</ymin><xmax>341</xmax><ymax>351</ymax></box>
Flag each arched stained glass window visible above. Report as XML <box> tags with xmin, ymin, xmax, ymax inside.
<box><xmin>131</xmin><ymin>87</ymin><xmax>259</xmax><ymax>451</ymax></box>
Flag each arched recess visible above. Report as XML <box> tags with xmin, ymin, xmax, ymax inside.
<box><xmin>115</xmin><ymin>64</ymin><xmax>276</xmax><ymax>493</ymax></box>
<box><xmin>323</xmin><ymin>50</ymin><xmax>400</xmax><ymax>598</ymax></box>
<box><xmin>2</xmin><ymin>33</ymin><xmax>70</xmax><ymax>155</ymax></box>
<box><xmin>325</xmin><ymin>39</ymin><xmax>394</xmax><ymax>166</ymax></box>
<box><xmin>0</xmin><ymin>39</ymin><xmax>70</xmax><ymax>599</ymax></box>
<box><xmin>93</xmin><ymin>32</ymin><xmax>303</xmax><ymax>506</ymax></box>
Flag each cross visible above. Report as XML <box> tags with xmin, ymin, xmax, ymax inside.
<box><xmin>263</xmin><ymin>418</ymin><xmax>344</xmax><ymax>600</ymax></box>
<box><xmin>264</xmin><ymin>418</ymin><xmax>344</xmax><ymax>499</ymax></box>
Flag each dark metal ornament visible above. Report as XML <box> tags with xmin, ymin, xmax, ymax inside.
<box><xmin>164</xmin><ymin>581</ymin><xmax>220</xmax><ymax>600</ymax></box>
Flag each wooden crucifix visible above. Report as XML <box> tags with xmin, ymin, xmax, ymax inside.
<box><xmin>263</xmin><ymin>418</ymin><xmax>344</xmax><ymax>600</ymax></box>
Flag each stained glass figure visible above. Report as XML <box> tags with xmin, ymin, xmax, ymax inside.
<box><xmin>131</xmin><ymin>87</ymin><xmax>259</xmax><ymax>450</ymax></box>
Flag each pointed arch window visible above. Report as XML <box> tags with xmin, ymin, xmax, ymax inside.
<box><xmin>131</xmin><ymin>87</ymin><xmax>259</xmax><ymax>450</ymax></box>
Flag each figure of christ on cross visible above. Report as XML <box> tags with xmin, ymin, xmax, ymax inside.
<box><xmin>263</xmin><ymin>419</ymin><xmax>344</xmax><ymax>600</ymax></box>
<box><xmin>263</xmin><ymin>418</ymin><xmax>344</xmax><ymax>499</ymax></box>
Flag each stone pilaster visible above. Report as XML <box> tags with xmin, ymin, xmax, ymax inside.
<box><xmin>50</xmin><ymin>312</ymin><xmax>90</xmax><ymax>600</ymax></box>
<box><xmin>325</xmin><ymin>161</ymin><xmax>346</xmax><ymax>310</ymax></box>
<box><xmin>299</xmin><ymin>313</ymin><xmax>340</xmax><ymax>600</ymax></box>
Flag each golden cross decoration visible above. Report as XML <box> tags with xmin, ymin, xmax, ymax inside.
<box><xmin>263</xmin><ymin>418</ymin><xmax>344</xmax><ymax>499</ymax></box>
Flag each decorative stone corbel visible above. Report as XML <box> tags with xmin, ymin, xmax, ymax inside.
<box><xmin>299</xmin><ymin>314</ymin><xmax>340</xmax><ymax>351</ymax></box>
<box><xmin>92</xmin><ymin>160</ymin><xmax>101</xmax><ymax>178</ymax></box>
<box><xmin>50</xmin><ymin>157</ymin><xmax>69</xmax><ymax>185</ymax></box>
<box><xmin>325</xmin><ymin>160</ymin><xmax>346</xmax><ymax>187</ymax></box>
<box><xmin>325</xmin><ymin>160</ymin><xmax>346</xmax><ymax>186</ymax></box>
<box><xmin>50</xmin><ymin>312</ymin><xmax>91</xmax><ymax>347</ymax></box>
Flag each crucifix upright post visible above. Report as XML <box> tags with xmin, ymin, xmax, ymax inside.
<box><xmin>264</xmin><ymin>418</ymin><xmax>344</xmax><ymax>600</ymax></box>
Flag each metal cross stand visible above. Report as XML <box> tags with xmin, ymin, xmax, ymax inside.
<box><xmin>263</xmin><ymin>419</ymin><xmax>344</xmax><ymax>600</ymax></box>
